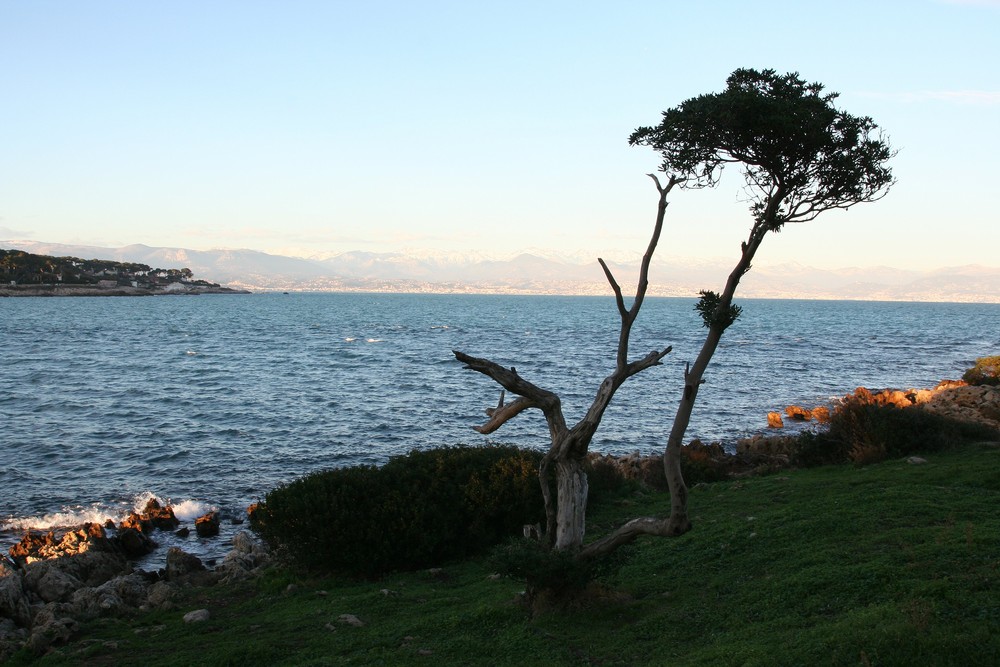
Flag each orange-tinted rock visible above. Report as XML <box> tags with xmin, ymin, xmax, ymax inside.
<box><xmin>120</xmin><ymin>512</ymin><xmax>152</xmax><ymax>534</ymax></box>
<box><xmin>195</xmin><ymin>511</ymin><xmax>220</xmax><ymax>538</ymax></box>
<box><xmin>875</xmin><ymin>390</ymin><xmax>913</xmax><ymax>408</ymax></box>
<box><xmin>767</xmin><ymin>412</ymin><xmax>784</xmax><ymax>428</ymax></box>
<box><xmin>142</xmin><ymin>499</ymin><xmax>180</xmax><ymax>531</ymax></box>
<box><xmin>934</xmin><ymin>379</ymin><xmax>967</xmax><ymax>391</ymax></box>
<box><xmin>812</xmin><ymin>406</ymin><xmax>831</xmax><ymax>423</ymax></box>
<box><xmin>852</xmin><ymin>387</ymin><xmax>875</xmax><ymax>404</ymax></box>
<box><xmin>785</xmin><ymin>405</ymin><xmax>812</xmax><ymax>421</ymax></box>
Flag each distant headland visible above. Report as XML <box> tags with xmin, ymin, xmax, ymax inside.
<box><xmin>0</xmin><ymin>248</ymin><xmax>249</xmax><ymax>297</ymax></box>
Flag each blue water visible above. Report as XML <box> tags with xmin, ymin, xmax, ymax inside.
<box><xmin>2</xmin><ymin>293</ymin><xmax>998</xmax><ymax>563</ymax></box>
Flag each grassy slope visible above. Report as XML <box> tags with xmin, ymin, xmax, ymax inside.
<box><xmin>13</xmin><ymin>443</ymin><xmax>1000</xmax><ymax>667</ymax></box>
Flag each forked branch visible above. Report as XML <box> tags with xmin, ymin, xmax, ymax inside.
<box><xmin>473</xmin><ymin>392</ymin><xmax>536</xmax><ymax>434</ymax></box>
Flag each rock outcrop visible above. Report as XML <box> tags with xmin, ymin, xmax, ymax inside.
<box><xmin>195</xmin><ymin>511</ymin><xmax>221</xmax><ymax>538</ymax></box>
<box><xmin>1</xmin><ymin>529</ymin><xmax>270</xmax><ymax>658</ymax></box>
<box><xmin>767</xmin><ymin>380</ymin><xmax>1000</xmax><ymax>432</ymax></box>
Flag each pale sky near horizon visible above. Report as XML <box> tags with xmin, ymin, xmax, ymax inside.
<box><xmin>1</xmin><ymin>0</ymin><xmax>998</xmax><ymax>270</ymax></box>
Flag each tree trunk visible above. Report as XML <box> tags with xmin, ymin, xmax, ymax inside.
<box><xmin>554</xmin><ymin>457</ymin><xmax>588</xmax><ymax>550</ymax></box>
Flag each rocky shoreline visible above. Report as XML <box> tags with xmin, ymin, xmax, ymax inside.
<box><xmin>0</xmin><ymin>284</ymin><xmax>250</xmax><ymax>297</ymax></box>
<box><xmin>0</xmin><ymin>500</ymin><xmax>270</xmax><ymax>659</ymax></box>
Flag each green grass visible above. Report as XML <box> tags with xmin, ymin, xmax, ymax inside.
<box><xmin>12</xmin><ymin>443</ymin><xmax>1000</xmax><ymax>666</ymax></box>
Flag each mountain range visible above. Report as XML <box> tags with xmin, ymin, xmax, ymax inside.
<box><xmin>3</xmin><ymin>240</ymin><xmax>998</xmax><ymax>303</ymax></box>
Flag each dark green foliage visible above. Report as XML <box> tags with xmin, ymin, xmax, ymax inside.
<box><xmin>792</xmin><ymin>401</ymin><xmax>1000</xmax><ymax>467</ymax></box>
<box><xmin>629</xmin><ymin>68</ymin><xmax>894</xmax><ymax>228</ymax></box>
<box><xmin>964</xmin><ymin>355</ymin><xmax>1000</xmax><ymax>386</ymax></box>
<box><xmin>489</xmin><ymin>538</ymin><xmax>635</xmax><ymax>607</ymax></box>
<box><xmin>251</xmin><ymin>445</ymin><xmax>544</xmax><ymax>577</ymax></box>
<box><xmin>694</xmin><ymin>289</ymin><xmax>741</xmax><ymax>329</ymax></box>
<box><xmin>0</xmin><ymin>247</ymin><xmax>199</xmax><ymax>286</ymax></box>
<box><xmin>678</xmin><ymin>440</ymin><xmax>733</xmax><ymax>483</ymax></box>
<box><xmin>490</xmin><ymin>539</ymin><xmax>593</xmax><ymax>603</ymax></box>
<box><xmin>583</xmin><ymin>455</ymin><xmax>642</xmax><ymax>501</ymax></box>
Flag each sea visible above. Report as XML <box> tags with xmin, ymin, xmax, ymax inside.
<box><xmin>2</xmin><ymin>293</ymin><xmax>998</xmax><ymax>567</ymax></box>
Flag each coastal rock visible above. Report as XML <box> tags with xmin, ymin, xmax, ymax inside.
<box><xmin>923</xmin><ymin>385</ymin><xmax>1000</xmax><ymax>430</ymax></box>
<box><xmin>120</xmin><ymin>512</ymin><xmax>153</xmax><ymax>534</ymax></box>
<box><xmin>767</xmin><ymin>412</ymin><xmax>784</xmax><ymax>428</ymax></box>
<box><xmin>785</xmin><ymin>405</ymin><xmax>812</xmax><ymax>421</ymax></box>
<box><xmin>195</xmin><ymin>511</ymin><xmax>221</xmax><ymax>537</ymax></box>
<box><xmin>26</xmin><ymin>604</ymin><xmax>78</xmax><ymax>653</ymax></box>
<box><xmin>144</xmin><ymin>581</ymin><xmax>177</xmax><ymax>610</ymax></box>
<box><xmin>117</xmin><ymin>527</ymin><xmax>157</xmax><ymax>558</ymax></box>
<box><xmin>23</xmin><ymin>564</ymin><xmax>81</xmax><ymax>603</ymax></box>
<box><xmin>183</xmin><ymin>608</ymin><xmax>210</xmax><ymax>623</ymax></box>
<box><xmin>812</xmin><ymin>406</ymin><xmax>831</xmax><ymax>423</ymax></box>
<box><xmin>842</xmin><ymin>381</ymin><xmax>1000</xmax><ymax>432</ymax></box>
<box><xmin>67</xmin><ymin>570</ymin><xmax>154</xmax><ymax>621</ymax></box>
<box><xmin>216</xmin><ymin>532</ymin><xmax>270</xmax><ymax>583</ymax></box>
<box><xmin>9</xmin><ymin>523</ymin><xmax>111</xmax><ymax>565</ymax></box>
<box><xmin>1</xmin><ymin>617</ymin><xmax>28</xmax><ymax>662</ymax></box>
<box><xmin>338</xmin><ymin>613</ymin><xmax>365</xmax><ymax>627</ymax></box>
<box><xmin>22</xmin><ymin>550</ymin><xmax>128</xmax><ymax>603</ymax></box>
<box><xmin>142</xmin><ymin>499</ymin><xmax>181</xmax><ymax>531</ymax></box>
<box><xmin>70</xmin><ymin>586</ymin><xmax>122</xmax><ymax>620</ymax></box>
<box><xmin>0</xmin><ymin>563</ymin><xmax>31</xmax><ymax>627</ymax></box>
<box><xmin>165</xmin><ymin>547</ymin><xmax>206</xmax><ymax>581</ymax></box>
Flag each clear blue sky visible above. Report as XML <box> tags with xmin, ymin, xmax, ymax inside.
<box><xmin>1</xmin><ymin>0</ymin><xmax>997</xmax><ymax>269</ymax></box>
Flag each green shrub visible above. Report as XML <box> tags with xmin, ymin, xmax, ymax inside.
<box><xmin>791</xmin><ymin>400</ymin><xmax>999</xmax><ymax>467</ymax></box>
<box><xmin>583</xmin><ymin>455</ymin><xmax>641</xmax><ymax>503</ymax></box>
<box><xmin>251</xmin><ymin>445</ymin><xmax>544</xmax><ymax>577</ymax></box>
<box><xmin>963</xmin><ymin>355</ymin><xmax>1000</xmax><ymax>386</ymax></box>
<box><xmin>679</xmin><ymin>440</ymin><xmax>732</xmax><ymax>484</ymax></box>
<box><xmin>489</xmin><ymin>538</ymin><xmax>634</xmax><ymax>608</ymax></box>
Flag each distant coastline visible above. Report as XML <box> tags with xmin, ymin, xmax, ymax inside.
<box><xmin>0</xmin><ymin>284</ymin><xmax>250</xmax><ymax>297</ymax></box>
<box><xmin>4</xmin><ymin>240</ymin><xmax>1000</xmax><ymax>303</ymax></box>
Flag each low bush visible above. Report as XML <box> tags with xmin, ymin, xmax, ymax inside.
<box><xmin>489</xmin><ymin>538</ymin><xmax>634</xmax><ymax>609</ymax></box>
<box><xmin>792</xmin><ymin>399</ymin><xmax>999</xmax><ymax>467</ymax></box>
<box><xmin>584</xmin><ymin>454</ymin><xmax>642</xmax><ymax>502</ymax></box>
<box><xmin>679</xmin><ymin>440</ymin><xmax>732</xmax><ymax>483</ymax></box>
<box><xmin>963</xmin><ymin>355</ymin><xmax>1000</xmax><ymax>386</ymax></box>
<box><xmin>251</xmin><ymin>445</ymin><xmax>544</xmax><ymax>577</ymax></box>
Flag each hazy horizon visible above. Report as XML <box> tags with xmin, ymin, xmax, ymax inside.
<box><xmin>5</xmin><ymin>238</ymin><xmax>1000</xmax><ymax>304</ymax></box>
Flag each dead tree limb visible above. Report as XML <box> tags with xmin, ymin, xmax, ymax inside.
<box><xmin>453</xmin><ymin>174</ymin><xmax>681</xmax><ymax>551</ymax></box>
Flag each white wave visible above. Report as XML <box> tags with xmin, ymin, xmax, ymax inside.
<box><xmin>344</xmin><ymin>337</ymin><xmax>356</xmax><ymax>342</ymax></box>
<box><xmin>366</xmin><ymin>338</ymin><xmax>384</xmax><ymax>343</ymax></box>
<box><xmin>431</xmin><ymin>325</ymin><xmax>450</xmax><ymax>330</ymax></box>
<box><xmin>130</xmin><ymin>491</ymin><xmax>160</xmax><ymax>512</ymax></box>
<box><xmin>1</xmin><ymin>493</ymin><xmax>217</xmax><ymax>534</ymax></box>
<box><xmin>132</xmin><ymin>492</ymin><xmax>214</xmax><ymax>521</ymax></box>
<box><xmin>1</xmin><ymin>506</ymin><xmax>116</xmax><ymax>533</ymax></box>
<box><xmin>170</xmin><ymin>499</ymin><xmax>215</xmax><ymax>521</ymax></box>
<box><xmin>185</xmin><ymin>350</ymin><xmax>198</xmax><ymax>356</ymax></box>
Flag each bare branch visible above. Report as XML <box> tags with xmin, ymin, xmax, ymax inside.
<box><xmin>598</xmin><ymin>258</ymin><xmax>628</xmax><ymax>318</ymax></box>
<box><xmin>454</xmin><ymin>350</ymin><xmax>558</xmax><ymax>407</ymax></box>
<box><xmin>623</xmin><ymin>346</ymin><xmax>673</xmax><ymax>379</ymax></box>
<box><xmin>454</xmin><ymin>349</ymin><xmax>568</xmax><ymax>441</ymax></box>
<box><xmin>473</xmin><ymin>396</ymin><xmax>536</xmax><ymax>434</ymax></box>
<box><xmin>578</xmin><ymin>513</ymin><xmax>692</xmax><ymax>561</ymax></box>
<box><xmin>486</xmin><ymin>390</ymin><xmax>506</xmax><ymax>416</ymax></box>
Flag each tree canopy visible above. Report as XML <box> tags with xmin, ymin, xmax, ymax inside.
<box><xmin>629</xmin><ymin>68</ymin><xmax>894</xmax><ymax>229</ymax></box>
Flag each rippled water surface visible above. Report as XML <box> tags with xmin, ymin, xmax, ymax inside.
<box><xmin>2</xmin><ymin>293</ymin><xmax>998</xmax><ymax>562</ymax></box>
